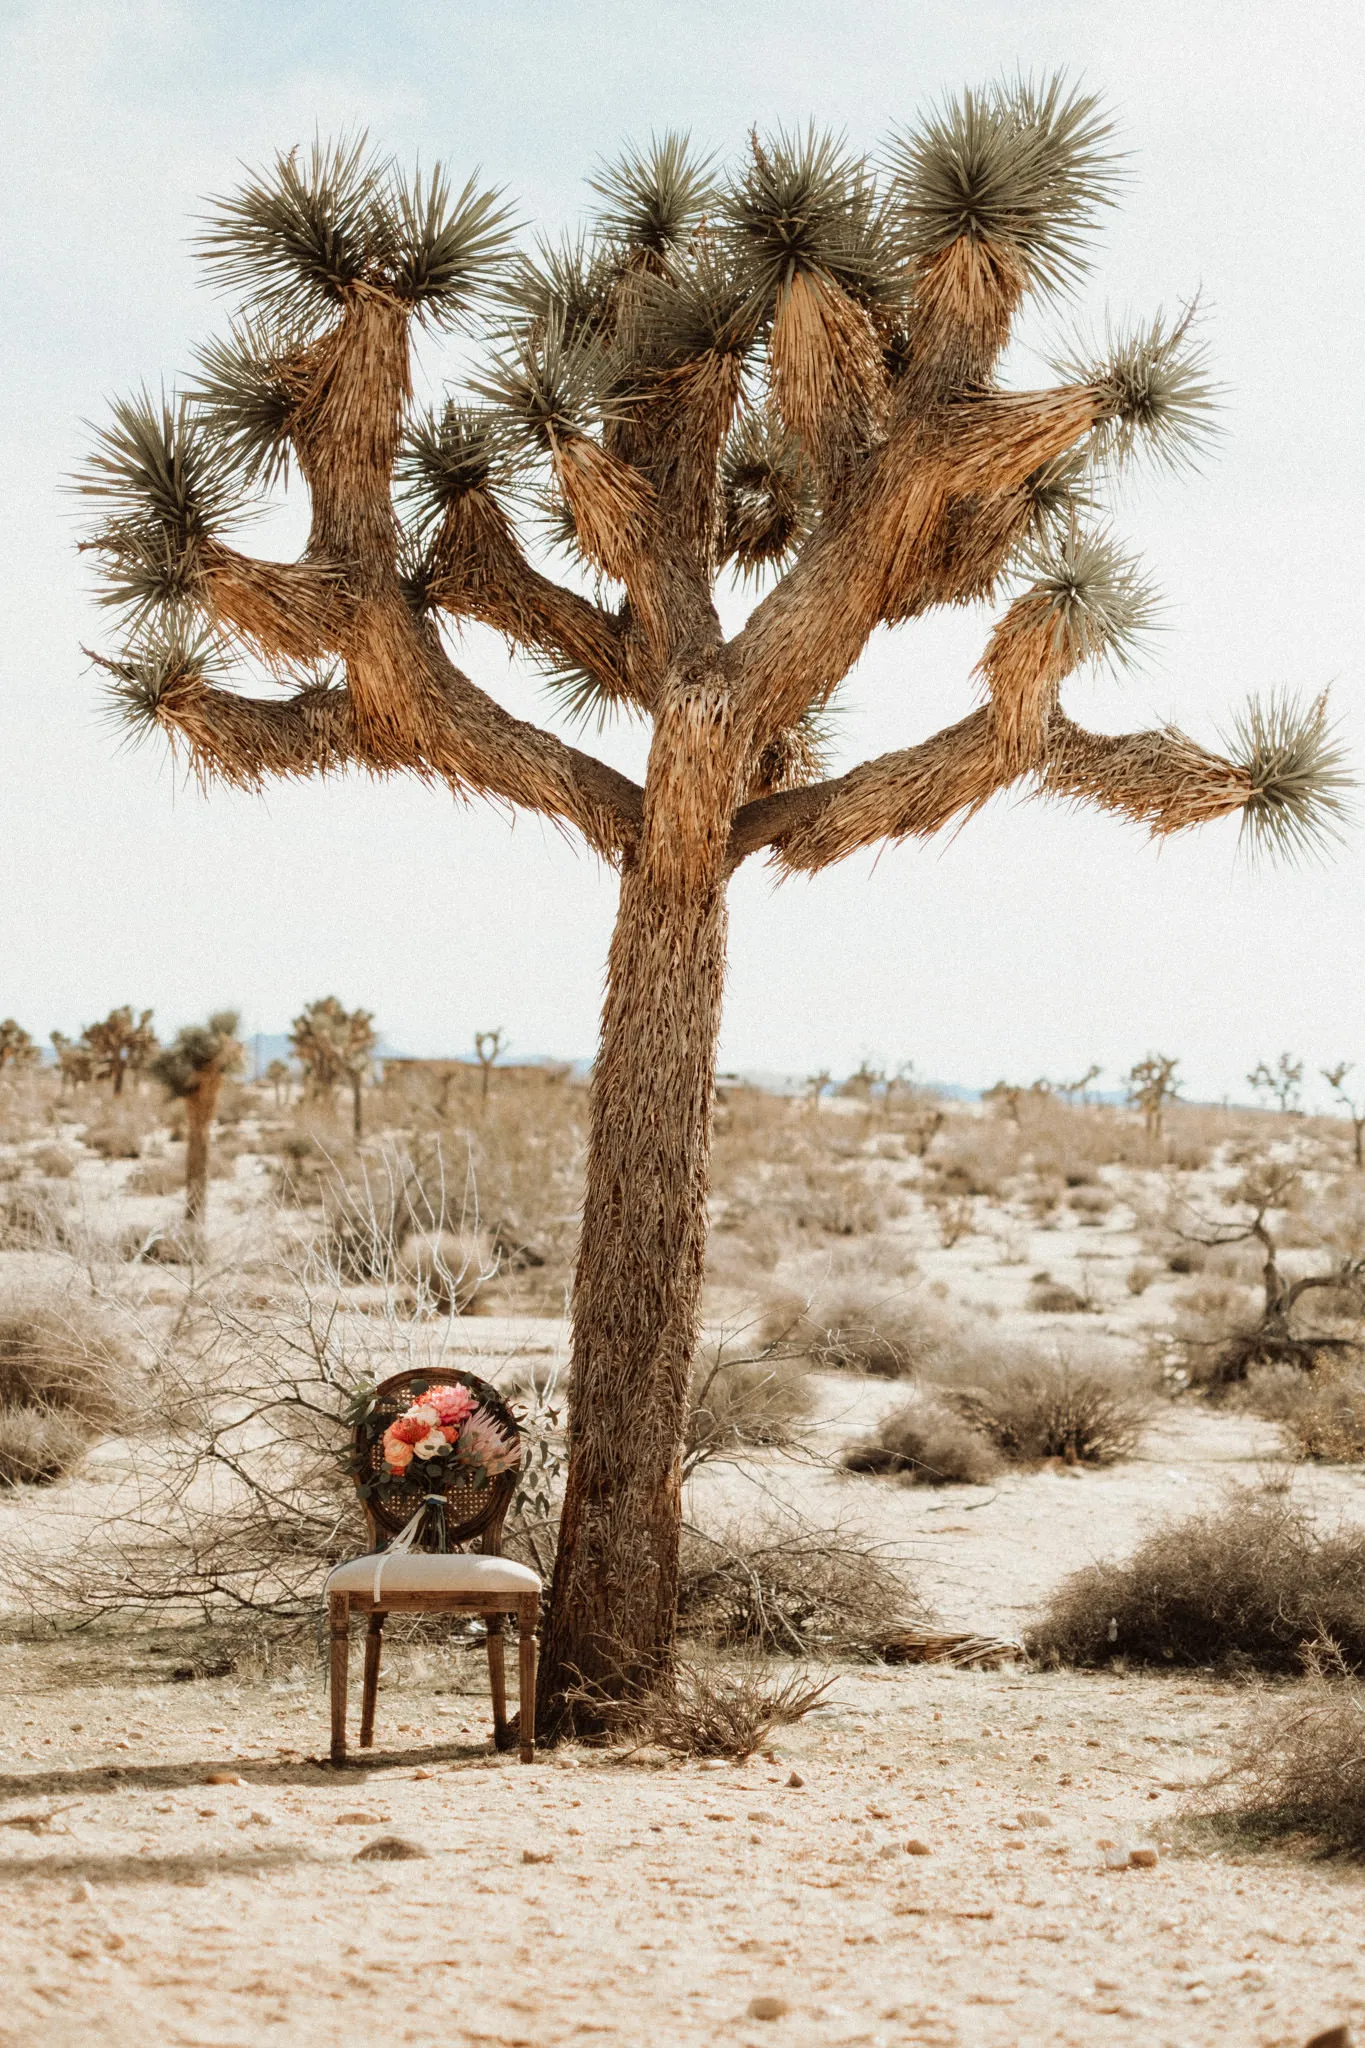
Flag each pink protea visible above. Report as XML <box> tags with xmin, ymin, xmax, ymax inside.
<box><xmin>454</xmin><ymin>1408</ymin><xmax>521</xmax><ymax>1477</ymax></box>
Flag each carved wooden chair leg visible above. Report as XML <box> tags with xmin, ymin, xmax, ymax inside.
<box><xmin>359</xmin><ymin>1611</ymin><xmax>384</xmax><ymax>1749</ymax></box>
<box><xmin>518</xmin><ymin>1594</ymin><xmax>537</xmax><ymax>1764</ymax></box>
<box><xmin>329</xmin><ymin>1593</ymin><xmax>350</xmax><ymax>1765</ymax></box>
<box><xmin>486</xmin><ymin>1613</ymin><xmax>510</xmax><ymax>1749</ymax></box>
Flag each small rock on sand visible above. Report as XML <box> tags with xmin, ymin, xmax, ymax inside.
<box><xmin>355</xmin><ymin>1835</ymin><xmax>429</xmax><ymax>1862</ymax></box>
<box><xmin>904</xmin><ymin>1839</ymin><xmax>933</xmax><ymax>1856</ymax></box>
<box><xmin>522</xmin><ymin>1848</ymin><xmax>554</xmax><ymax>1864</ymax></box>
<box><xmin>785</xmin><ymin>1772</ymin><xmax>805</xmax><ymax>1789</ymax></box>
<box><xmin>747</xmin><ymin>1994</ymin><xmax>790</xmax><ymax>2021</ymax></box>
<box><xmin>1128</xmin><ymin>1847</ymin><xmax>1159</xmax><ymax>1869</ymax></box>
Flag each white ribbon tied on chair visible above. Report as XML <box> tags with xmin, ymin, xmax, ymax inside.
<box><xmin>371</xmin><ymin>1498</ymin><xmax>439</xmax><ymax>1604</ymax></box>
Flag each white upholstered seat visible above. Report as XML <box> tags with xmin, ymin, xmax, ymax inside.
<box><xmin>326</xmin><ymin>1552</ymin><xmax>541</xmax><ymax>1599</ymax></box>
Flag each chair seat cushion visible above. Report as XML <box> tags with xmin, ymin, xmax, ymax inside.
<box><xmin>326</xmin><ymin>1552</ymin><xmax>541</xmax><ymax>1599</ymax></box>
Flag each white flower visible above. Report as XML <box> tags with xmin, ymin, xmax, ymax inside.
<box><xmin>407</xmin><ymin>1405</ymin><xmax>440</xmax><ymax>1430</ymax></box>
<box><xmin>412</xmin><ymin>1428</ymin><xmax>448</xmax><ymax>1461</ymax></box>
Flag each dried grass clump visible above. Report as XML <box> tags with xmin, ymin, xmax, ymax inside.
<box><xmin>1028</xmin><ymin>1489</ymin><xmax>1365</xmax><ymax>1672</ymax></box>
<box><xmin>777</xmin><ymin>1161</ymin><xmax>902</xmax><ymax>1237</ymax></box>
<box><xmin>685</xmin><ymin>1343</ymin><xmax>814</xmax><ymax>1472</ymax></box>
<box><xmin>0</xmin><ymin>1289</ymin><xmax>139</xmax><ymax>1486</ymax></box>
<box><xmin>30</xmin><ymin>1145</ymin><xmax>77</xmax><ymax>1180</ymax></box>
<box><xmin>1027</xmin><ymin>1274</ymin><xmax>1089</xmax><ymax>1313</ymax></box>
<box><xmin>125</xmin><ymin>1152</ymin><xmax>186</xmax><ymax>1197</ymax></box>
<box><xmin>82</xmin><ymin>1104</ymin><xmax>159</xmax><ymax>1160</ymax></box>
<box><xmin>678</xmin><ymin>1512</ymin><xmax>920</xmax><ymax>1659</ymax></box>
<box><xmin>842</xmin><ymin>1394</ymin><xmax>1001</xmax><ymax>1485</ymax></box>
<box><xmin>578</xmin><ymin>1653</ymin><xmax>833</xmax><ymax>1760</ymax></box>
<box><xmin>1245</xmin><ymin>1365</ymin><xmax>1365</xmax><ymax>1464</ymax></box>
<box><xmin>944</xmin><ymin>1355</ymin><xmax>1146</xmax><ymax>1465</ymax></box>
<box><xmin>1219</xmin><ymin>1662</ymin><xmax>1365</xmax><ymax>1855</ymax></box>
<box><xmin>0</xmin><ymin>1184</ymin><xmax>72</xmax><ymax>1252</ymax></box>
<box><xmin>762</xmin><ymin>1287</ymin><xmax>944</xmax><ymax>1378</ymax></box>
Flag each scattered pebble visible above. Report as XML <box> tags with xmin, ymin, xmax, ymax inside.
<box><xmin>1128</xmin><ymin>1846</ymin><xmax>1159</xmax><ymax>1869</ymax></box>
<box><xmin>746</xmin><ymin>1994</ymin><xmax>790</xmax><ymax>2021</ymax></box>
<box><xmin>203</xmin><ymin>1772</ymin><xmax>245</xmax><ymax>1787</ymax></box>
<box><xmin>747</xmin><ymin>1810</ymin><xmax>776</xmax><ymax>1824</ymax></box>
<box><xmin>903</xmin><ymin>1839</ymin><xmax>933</xmax><ymax>1856</ymax></box>
<box><xmin>354</xmin><ymin>1835</ymin><xmax>428</xmax><ymax>1862</ymax></box>
<box><xmin>1016</xmin><ymin>1809</ymin><xmax>1051</xmax><ymax>1828</ymax></box>
<box><xmin>785</xmin><ymin>1771</ymin><xmax>805</xmax><ymax>1789</ymax></box>
<box><xmin>1304</xmin><ymin>2028</ymin><xmax>1354</xmax><ymax>2048</ymax></box>
<box><xmin>334</xmin><ymin>1811</ymin><xmax>385</xmax><ymax>1826</ymax></box>
<box><xmin>69</xmin><ymin>1880</ymin><xmax>94</xmax><ymax>1904</ymax></box>
<box><xmin>522</xmin><ymin>1848</ymin><xmax>554</xmax><ymax>1865</ymax></box>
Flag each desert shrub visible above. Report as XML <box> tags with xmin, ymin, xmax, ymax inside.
<box><xmin>30</xmin><ymin>1144</ymin><xmax>76</xmax><ymax>1179</ymax></box>
<box><xmin>125</xmin><ymin>1152</ymin><xmax>185</xmax><ymax>1197</ymax></box>
<box><xmin>1218</xmin><ymin>1664</ymin><xmax>1365</xmax><ymax>1855</ymax></box>
<box><xmin>928</xmin><ymin>1118</ymin><xmax>1019</xmax><ymax>1198</ymax></box>
<box><xmin>82</xmin><ymin>1102</ymin><xmax>159</xmax><ymax>1159</ymax></box>
<box><xmin>1066</xmin><ymin>1184</ymin><xmax>1114</xmax><ymax>1222</ymax></box>
<box><xmin>0</xmin><ymin>1288</ymin><xmax>138</xmax><ymax>1485</ymax></box>
<box><xmin>776</xmin><ymin>1160</ymin><xmax>900</xmax><ymax>1236</ymax></box>
<box><xmin>1245</xmin><ymin>1365</ymin><xmax>1365</xmax><ymax>1463</ymax></box>
<box><xmin>927</xmin><ymin>1193</ymin><xmax>976</xmax><ymax>1247</ymax></box>
<box><xmin>762</xmin><ymin>1287</ymin><xmax>944</xmax><ymax>1378</ymax></box>
<box><xmin>1127</xmin><ymin>1260</ymin><xmax>1160</xmax><ymax>1296</ymax></box>
<box><xmin>678</xmin><ymin>1512</ymin><xmax>920</xmax><ymax>1658</ymax></box>
<box><xmin>842</xmin><ymin>1394</ymin><xmax>1001</xmax><ymax>1485</ymax></box>
<box><xmin>1021</xmin><ymin>1172</ymin><xmax>1066</xmax><ymax>1222</ymax></box>
<box><xmin>0</xmin><ymin>1184</ymin><xmax>72</xmax><ymax>1252</ymax></box>
<box><xmin>1166</xmin><ymin>1246</ymin><xmax>1207</xmax><ymax>1275</ymax></box>
<box><xmin>944</xmin><ymin>1357</ymin><xmax>1146</xmax><ymax>1465</ymax></box>
<box><xmin>581</xmin><ymin>1653</ymin><xmax>832</xmax><ymax>1759</ymax></box>
<box><xmin>685</xmin><ymin>1344</ymin><xmax>814</xmax><ymax>1472</ymax></box>
<box><xmin>1028</xmin><ymin>1490</ymin><xmax>1365</xmax><ymax>1672</ymax></box>
<box><xmin>1027</xmin><ymin>1274</ymin><xmax>1088</xmax><ymax>1313</ymax></box>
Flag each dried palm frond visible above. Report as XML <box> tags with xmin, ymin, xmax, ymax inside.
<box><xmin>1062</xmin><ymin>304</ymin><xmax>1220</xmax><ymax>472</ymax></box>
<box><xmin>588</xmin><ymin>131</ymin><xmax>718</xmax><ymax>260</ymax></box>
<box><xmin>191</xmin><ymin>317</ymin><xmax>313</xmax><ymax>489</ymax></box>
<box><xmin>396</xmin><ymin>402</ymin><xmax>510</xmax><ymax>536</ymax></box>
<box><xmin>888</xmin><ymin>74</ymin><xmax>1120</xmax><ymax>296</ymax></box>
<box><xmin>722</xmin><ymin>125</ymin><xmax>901</xmax><ymax>316</ymax></box>
<box><xmin>196</xmin><ymin>134</ymin><xmax>394</xmax><ymax>324</ymax></box>
<box><xmin>720</xmin><ymin>409</ymin><xmax>814</xmax><ymax>582</ymax></box>
<box><xmin>386</xmin><ymin>164</ymin><xmax>514</xmax><ymax>324</ymax></box>
<box><xmin>552</xmin><ymin>433</ymin><xmax>655</xmax><ymax>584</ymax></box>
<box><xmin>1224</xmin><ymin>691</ymin><xmax>1354</xmax><ymax>862</ymax></box>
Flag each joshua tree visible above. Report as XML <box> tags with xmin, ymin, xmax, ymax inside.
<box><xmin>473</xmin><ymin>1026</ymin><xmax>509</xmax><ymax>1105</ymax></box>
<box><xmin>0</xmin><ymin>1020</ymin><xmax>39</xmax><ymax>1072</ymax></box>
<box><xmin>1126</xmin><ymin>1053</ymin><xmax>1181</xmax><ymax>1143</ymax></box>
<box><xmin>1058</xmin><ymin>1062</ymin><xmax>1102</xmax><ymax>1105</ymax></box>
<box><xmin>804</xmin><ymin>1068</ymin><xmax>832</xmax><ymax>1114</ymax></box>
<box><xmin>80</xmin><ymin>1006</ymin><xmax>158</xmax><ymax>1095</ymax></box>
<box><xmin>78</xmin><ymin>95</ymin><xmax>1349</xmax><ymax>1731</ymax></box>
<box><xmin>50</xmin><ymin>1031</ymin><xmax>95</xmax><ymax>1094</ymax></box>
<box><xmin>149</xmin><ymin>1012</ymin><xmax>244</xmax><ymax>1226</ymax></box>
<box><xmin>290</xmin><ymin>996</ymin><xmax>378</xmax><ymax>1137</ymax></box>
<box><xmin>1323</xmin><ymin>1063</ymin><xmax>1365</xmax><ymax>1170</ymax></box>
<box><xmin>263</xmin><ymin>1056</ymin><xmax>293</xmax><ymax>1109</ymax></box>
<box><xmin>1248</xmin><ymin>1051</ymin><xmax>1304</xmax><ymax>1115</ymax></box>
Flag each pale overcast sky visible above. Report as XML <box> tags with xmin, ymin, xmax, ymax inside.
<box><xmin>2</xmin><ymin>0</ymin><xmax>1362</xmax><ymax>1102</ymax></box>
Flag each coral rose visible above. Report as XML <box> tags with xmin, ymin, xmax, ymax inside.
<box><xmin>390</xmin><ymin>1415</ymin><xmax>430</xmax><ymax>1445</ymax></box>
<box><xmin>385</xmin><ymin>1439</ymin><xmax>414</xmax><ymax>1472</ymax></box>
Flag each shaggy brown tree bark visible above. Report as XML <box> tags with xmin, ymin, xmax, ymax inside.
<box><xmin>539</xmin><ymin>861</ymin><xmax>728</xmax><ymax>1730</ymax></box>
<box><xmin>184</xmin><ymin>1067</ymin><xmax>223</xmax><ymax>1226</ymax></box>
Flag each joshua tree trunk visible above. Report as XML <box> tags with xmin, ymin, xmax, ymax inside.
<box><xmin>184</xmin><ymin>1067</ymin><xmax>223</xmax><ymax>1226</ymax></box>
<box><xmin>538</xmin><ymin>859</ymin><xmax>728</xmax><ymax>1735</ymax></box>
<box><xmin>350</xmin><ymin>1072</ymin><xmax>363</xmax><ymax>1141</ymax></box>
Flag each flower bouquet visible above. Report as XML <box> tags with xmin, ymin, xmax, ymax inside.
<box><xmin>379</xmin><ymin>1382</ymin><xmax>521</xmax><ymax>1490</ymax></box>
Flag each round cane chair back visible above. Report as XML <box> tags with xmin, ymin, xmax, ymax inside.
<box><xmin>352</xmin><ymin>1367</ymin><xmax>522</xmax><ymax>1554</ymax></box>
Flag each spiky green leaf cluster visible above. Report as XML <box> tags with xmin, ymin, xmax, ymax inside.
<box><xmin>397</xmin><ymin>403</ymin><xmax>510</xmax><ymax>534</ymax></box>
<box><xmin>191</xmin><ymin>318</ymin><xmax>312</xmax><ymax>488</ymax></box>
<box><xmin>472</xmin><ymin>313</ymin><xmax>612</xmax><ymax>454</ymax></box>
<box><xmin>888</xmin><ymin>75</ymin><xmax>1120</xmax><ymax>293</ymax></box>
<box><xmin>1225</xmin><ymin>691</ymin><xmax>1354</xmax><ymax>863</ymax></box>
<box><xmin>1017</xmin><ymin>523</ymin><xmax>1160</xmax><ymax>670</ymax></box>
<box><xmin>587</xmin><ymin>132</ymin><xmax>718</xmax><ymax>258</ymax></box>
<box><xmin>77</xmin><ymin>394</ymin><xmax>247</xmax><ymax>623</ymax></box>
<box><xmin>92</xmin><ymin>617</ymin><xmax>224</xmax><ymax>738</ymax></box>
<box><xmin>721</xmin><ymin>125</ymin><xmax>900</xmax><ymax>312</ymax></box>
<box><xmin>720</xmin><ymin>410</ymin><xmax>814</xmax><ymax>582</ymax></box>
<box><xmin>1064</xmin><ymin>306</ymin><xmax>1220</xmax><ymax>472</ymax></box>
<box><xmin>150</xmin><ymin>1012</ymin><xmax>244</xmax><ymax>1097</ymax></box>
<box><xmin>197</xmin><ymin>135</ymin><xmax>512</xmax><ymax>329</ymax></box>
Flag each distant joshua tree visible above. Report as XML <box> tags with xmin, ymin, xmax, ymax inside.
<box><xmin>1248</xmin><ymin>1052</ymin><xmax>1304</xmax><ymax>1115</ymax></box>
<box><xmin>1058</xmin><ymin>1062</ymin><xmax>1102</xmax><ymax>1105</ymax></box>
<box><xmin>1322</xmin><ymin>1064</ymin><xmax>1365</xmax><ymax>1169</ymax></box>
<box><xmin>263</xmin><ymin>1056</ymin><xmax>293</xmax><ymax>1109</ymax></box>
<box><xmin>79</xmin><ymin>92</ymin><xmax>1349</xmax><ymax>1732</ymax></box>
<box><xmin>804</xmin><ymin>1069</ymin><xmax>832</xmax><ymax>1115</ymax></box>
<box><xmin>0</xmin><ymin>1021</ymin><xmax>39</xmax><ymax>1072</ymax></box>
<box><xmin>473</xmin><ymin>1027</ymin><xmax>508</xmax><ymax>1105</ymax></box>
<box><xmin>81</xmin><ymin>1006</ymin><xmax>158</xmax><ymax>1095</ymax></box>
<box><xmin>290</xmin><ymin>997</ymin><xmax>378</xmax><ymax>1137</ymax></box>
<box><xmin>50</xmin><ymin>1031</ymin><xmax>95</xmax><ymax>1094</ymax></box>
<box><xmin>1126</xmin><ymin>1053</ymin><xmax>1181</xmax><ymax>1143</ymax></box>
<box><xmin>149</xmin><ymin>1012</ymin><xmax>244</xmax><ymax>1226</ymax></box>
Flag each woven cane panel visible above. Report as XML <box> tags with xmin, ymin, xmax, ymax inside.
<box><xmin>359</xmin><ymin>1366</ymin><xmax>521</xmax><ymax>1547</ymax></box>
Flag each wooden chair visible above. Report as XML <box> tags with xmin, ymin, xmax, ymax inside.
<box><xmin>325</xmin><ymin>1366</ymin><xmax>540</xmax><ymax>1765</ymax></box>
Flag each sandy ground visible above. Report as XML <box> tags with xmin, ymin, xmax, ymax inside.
<box><xmin>4</xmin><ymin>1391</ymin><xmax>1364</xmax><ymax>2048</ymax></box>
<box><xmin>4</xmin><ymin>1116</ymin><xmax>1364</xmax><ymax>2043</ymax></box>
